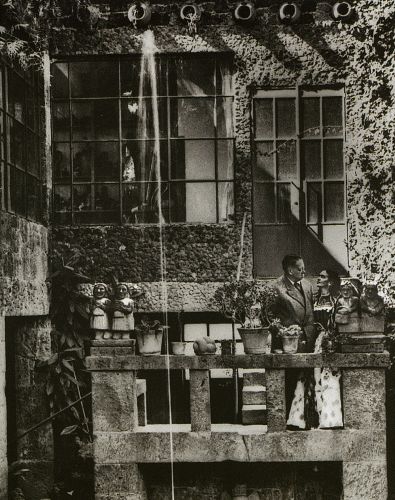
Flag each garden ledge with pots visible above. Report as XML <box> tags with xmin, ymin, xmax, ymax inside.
<box><xmin>87</xmin><ymin>342</ymin><xmax>390</xmax><ymax>500</ymax></box>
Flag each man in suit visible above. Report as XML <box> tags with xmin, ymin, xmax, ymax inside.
<box><xmin>272</xmin><ymin>254</ymin><xmax>316</xmax><ymax>352</ymax></box>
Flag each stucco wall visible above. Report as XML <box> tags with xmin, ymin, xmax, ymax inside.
<box><xmin>50</xmin><ymin>1</ymin><xmax>394</xmax><ymax>301</ymax></box>
<box><xmin>0</xmin><ymin>213</ymin><xmax>50</xmax><ymax>316</ymax></box>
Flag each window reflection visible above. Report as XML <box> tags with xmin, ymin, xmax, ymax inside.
<box><xmin>171</xmin><ymin>98</ymin><xmax>215</xmax><ymax>138</ymax></box>
<box><xmin>54</xmin><ymin>185</ymin><xmax>71</xmax><ymax>211</ymax></box>
<box><xmin>122</xmin><ymin>182</ymin><xmax>168</xmax><ymax>224</ymax></box>
<box><xmin>171</xmin><ymin>140</ymin><xmax>215</xmax><ymax>180</ymax></box>
<box><xmin>72</xmin><ymin>101</ymin><xmax>118</xmax><ymax>140</ymax></box>
<box><xmin>94</xmin><ymin>184</ymin><xmax>119</xmax><ymax>211</ymax></box>
<box><xmin>170</xmin><ymin>57</ymin><xmax>215</xmax><ymax>96</ymax></box>
<box><xmin>70</xmin><ymin>61</ymin><xmax>118</xmax><ymax>98</ymax></box>
<box><xmin>73</xmin><ymin>184</ymin><xmax>91</xmax><ymax>211</ymax></box>
<box><xmin>54</xmin><ymin>144</ymin><xmax>70</xmax><ymax>180</ymax></box>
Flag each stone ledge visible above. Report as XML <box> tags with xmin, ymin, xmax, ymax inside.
<box><xmin>93</xmin><ymin>429</ymin><xmax>386</xmax><ymax>464</ymax></box>
<box><xmin>86</xmin><ymin>352</ymin><xmax>391</xmax><ymax>371</ymax></box>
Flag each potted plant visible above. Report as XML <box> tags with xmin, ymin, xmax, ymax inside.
<box><xmin>135</xmin><ymin>317</ymin><xmax>166</xmax><ymax>356</ymax></box>
<box><xmin>277</xmin><ymin>323</ymin><xmax>302</xmax><ymax>354</ymax></box>
<box><xmin>213</xmin><ymin>279</ymin><xmax>277</xmax><ymax>354</ymax></box>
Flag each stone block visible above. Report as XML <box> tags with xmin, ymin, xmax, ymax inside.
<box><xmin>95</xmin><ymin>463</ymin><xmax>147</xmax><ymax>498</ymax></box>
<box><xmin>242</xmin><ymin>404</ymin><xmax>267</xmax><ymax>425</ymax></box>
<box><xmin>342</xmin><ymin>461</ymin><xmax>387</xmax><ymax>500</ymax></box>
<box><xmin>190</xmin><ymin>370</ymin><xmax>211</xmax><ymax>432</ymax></box>
<box><xmin>340</xmin><ymin>343</ymin><xmax>385</xmax><ymax>353</ymax></box>
<box><xmin>92</xmin><ymin>371</ymin><xmax>138</xmax><ymax>432</ymax></box>
<box><xmin>242</xmin><ymin>385</ymin><xmax>266</xmax><ymax>405</ymax></box>
<box><xmin>242</xmin><ymin>370</ymin><xmax>266</xmax><ymax>386</ymax></box>
<box><xmin>265</xmin><ymin>369</ymin><xmax>286</xmax><ymax>432</ymax></box>
<box><xmin>343</xmin><ymin>368</ymin><xmax>386</xmax><ymax>430</ymax></box>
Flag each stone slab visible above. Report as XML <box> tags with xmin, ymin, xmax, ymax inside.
<box><xmin>339</xmin><ymin>335</ymin><xmax>386</xmax><ymax>344</ymax></box>
<box><xmin>338</xmin><ymin>316</ymin><xmax>385</xmax><ymax>334</ymax></box>
<box><xmin>242</xmin><ymin>385</ymin><xmax>266</xmax><ymax>405</ymax></box>
<box><xmin>190</xmin><ymin>370</ymin><xmax>211</xmax><ymax>432</ymax></box>
<box><xmin>242</xmin><ymin>404</ymin><xmax>267</xmax><ymax>425</ymax></box>
<box><xmin>86</xmin><ymin>353</ymin><xmax>391</xmax><ymax>371</ymax></box>
<box><xmin>243</xmin><ymin>370</ymin><xmax>266</xmax><ymax>386</ymax></box>
<box><xmin>265</xmin><ymin>369</ymin><xmax>286</xmax><ymax>432</ymax></box>
<box><xmin>340</xmin><ymin>344</ymin><xmax>385</xmax><ymax>353</ymax></box>
<box><xmin>343</xmin><ymin>461</ymin><xmax>387</xmax><ymax>500</ymax></box>
<box><xmin>93</xmin><ymin>429</ymin><xmax>386</xmax><ymax>464</ymax></box>
<box><xmin>95</xmin><ymin>463</ymin><xmax>147</xmax><ymax>498</ymax></box>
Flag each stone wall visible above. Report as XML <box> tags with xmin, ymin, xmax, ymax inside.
<box><xmin>0</xmin><ymin>318</ymin><xmax>7</xmax><ymax>500</ymax></box>
<box><xmin>50</xmin><ymin>0</ymin><xmax>395</xmax><ymax>302</ymax></box>
<box><xmin>0</xmin><ymin>213</ymin><xmax>50</xmax><ymax>316</ymax></box>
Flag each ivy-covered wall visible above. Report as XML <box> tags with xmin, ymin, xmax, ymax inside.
<box><xmin>50</xmin><ymin>0</ymin><xmax>394</xmax><ymax>302</ymax></box>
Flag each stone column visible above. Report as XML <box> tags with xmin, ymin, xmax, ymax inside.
<box><xmin>0</xmin><ymin>317</ymin><xmax>7</xmax><ymax>500</ymax></box>
<box><xmin>12</xmin><ymin>317</ymin><xmax>54</xmax><ymax>500</ymax></box>
<box><xmin>342</xmin><ymin>368</ymin><xmax>387</xmax><ymax>499</ymax></box>
<box><xmin>266</xmin><ymin>369</ymin><xmax>286</xmax><ymax>431</ymax></box>
<box><xmin>90</xmin><ymin>340</ymin><xmax>147</xmax><ymax>500</ymax></box>
<box><xmin>190</xmin><ymin>369</ymin><xmax>211</xmax><ymax>432</ymax></box>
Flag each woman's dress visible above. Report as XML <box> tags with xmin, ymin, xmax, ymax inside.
<box><xmin>287</xmin><ymin>294</ymin><xmax>343</xmax><ymax>429</ymax></box>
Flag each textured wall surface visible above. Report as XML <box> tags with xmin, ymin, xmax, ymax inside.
<box><xmin>0</xmin><ymin>213</ymin><xmax>50</xmax><ymax>316</ymax></box>
<box><xmin>50</xmin><ymin>0</ymin><xmax>394</xmax><ymax>303</ymax></box>
<box><xmin>0</xmin><ymin>318</ymin><xmax>7</xmax><ymax>500</ymax></box>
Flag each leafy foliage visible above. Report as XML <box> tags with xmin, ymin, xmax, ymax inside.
<box><xmin>214</xmin><ymin>279</ymin><xmax>277</xmax><ymax>328</ymax></box>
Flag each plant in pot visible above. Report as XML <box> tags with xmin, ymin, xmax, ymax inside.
<box><xmin>135</xmin><ymin>317</ymin><xmax>167</xmax><ymax>356</ymax></box>
<box><xmin>277</xmin><ymin>323</ymin><xmax>303</xmax><ymax>354</ymax></box>
<box><xmin>214</xmin><ymin>279</ymin><xmax>277</xmax><ymax>354</ymax></box>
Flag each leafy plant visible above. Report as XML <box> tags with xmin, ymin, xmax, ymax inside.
<box><xmin>135</xmin><ymin>316</ymin><xmax>164</xmax><ymax>334</ymax></box>
<box><xmin>213</xmin><ymin>279</ymin><xmax>277</xmax><ymax>328</ymax></box>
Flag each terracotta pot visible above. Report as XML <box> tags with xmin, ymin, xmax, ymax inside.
<box><xmin>282</xmin><ymin>335</ymin><xmax>299</xmax><ymax>354</ymax></box>
<box><xmin>238</xmin><ymin>327</ymin><xmax>269</xmax><ymax>354</ymax></box>
<box><xmin>136</xmin><ymin>328</ymin><xmax>163</xmax><ymax>355</ymax></box>
<box><xmin>171</xmin><ymin>341</ymin><xmax>187</xmax><ymax>355</ymax></box>
<box><xmin>234</xmin><ymin>2</ymin><xmax>257</xmax><ymax>25</ymax></box>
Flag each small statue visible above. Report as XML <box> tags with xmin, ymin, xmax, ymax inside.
<box><xmin>360</xmin><ymin>282</ymin><xmax>385</xmax><ymax>317</ymax></box>
<box><xmin>111</xmin><ymin>283</ymin><xmax>135</xmax><ymax>340</ymax></box>
<box><xmin>90</xmin><ymin>283</ymin><xmax>111</xmax><ymax>340</ymax></box>
<box><xmin>335</xmin><ymin>281</ymin><xmax>359</xmax><ymax>325</ymax></box>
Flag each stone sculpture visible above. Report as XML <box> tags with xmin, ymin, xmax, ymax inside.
<box><xmin>90</xmin><ymin>283</ymin><xmax>111</xmax><ymax>340</ymax></box>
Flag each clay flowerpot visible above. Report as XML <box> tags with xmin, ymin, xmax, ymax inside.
<box><xmin>171</xmin><ymin>341</ymin><xmax>187</xmax><ymax>355</ymax></box>
<box><xmin>136</xmin><ymin>328</ymin><xmax>163</xmax><ymax>355</ymax></box>
<box><xmin>238</xmin><ymin>327</ymin><xmax>269</xmax><ymax>354</ymax></box>
<box><xmin>282</xmin><ymin>335</ymin><xmax>299</xmax><ymax>354</ymax></box>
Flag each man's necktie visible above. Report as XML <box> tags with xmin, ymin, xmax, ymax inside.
<box><xmin>295</xmin><ymin>281</ymin><xmax>303</xmax><ymax>295</ymax></box>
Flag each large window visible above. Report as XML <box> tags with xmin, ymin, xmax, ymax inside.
<box><xmin>0</xmin><ymin>60</ymin><xmax>43</xmax><ymax>221</ymax></box>
<box><xmin>253</xmin><ymin>88</ymin><xmax>347</xmax><ymax>276</ymax></box>
<box><xmin>52</xmin><ymin>55</ymin><xmax>234</xmax><ymax>225</ymax></box>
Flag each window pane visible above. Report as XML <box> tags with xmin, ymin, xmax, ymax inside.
<box><xmin>26</xmin><ymin>87</ymin><xmax>35</xmax><ymax>130</ymax></box>
<box><xmin>122</xmin><ymin>140</ymin><xmax>167</xmax><ymax>182</ymax></box>
<box><xmin>26</xmin><ymin>175</ymin><xmax>40</xmax><ymax>220</ymax></box>
<box><xmin>171</xmin><ymin>140</ymin><xmax>215</xmax><ymax>180</ymax></box>
<box><xmin>170</xmin><ymin>182</ymin><xmax>216</xmax><ymax>223</ymax></box>
<box><xmin>54</xmin><ymin>185</ymin><xmax>71</xmax><ymax>211</ymax></box>
<box><xmin>307</xmin><ymin>182</ymin><xmax>322</xmax><ymax>223</ymax></box>
<box><xmin>323</xmin><ymin>97</ymin><xmax>343</xmax><ymax>137</ymax></box>
<box><xmin>254</xmin><ymin>99</ymin><xmax>273</xmax><ymax>139</ymax></box>
<box><xmin>0</xmin><ymin>161</ymin><xmax>4</xmax><ymax>209</ymax></box>
<box><xmin>323</xmin><ymin>140</ymin><xmax>343</xmax><ymax>179</ymax></box>
<box><xmin>121</xmin><ymin>98</ymin><xmax>167</xmax><ymax>139</ymax></box>
<box><xmin>276</xmin><ymin>98</ymin><xmax>295</xmax><ymax>138</ymax></box>
<box><xmin>277</xmin><ymin>140</ymin><xmax>296</xmax><ymax>180</ymax></box>
<box><xmin>73</xmin><ymin>184</ymin><xmax>92</xmax><ymax>211</ymax></box>
<box><xmin>94</xmin><ymin>142</ymin><xmax>119</xmax><ymax>181</ymax></box>
<box><xmin>54</xmin><ymin>143</ymin><xmax>71</xmax><ymax>181</ymax></box>
<box><xmin>121</xmin><ymin>57</ymin><xmax>167</xmax><ymax>97</ymax></box>
<box><xmin>217</xmin><ymin>60</ymin><xmax>232</xmax><ymax>95</ymax></box>
<box><xmin>26</xmin><ymin>131</ymin><xmax>39</xmax><ymax>176</ymax></box>
<box><xmin>255</xmin><ymin>142</ymin><xmax>274</xmax><ymax>180</ymax></box>
<box><xmin>277</xmin><ymin>184</ymin><xmax>292</xmax><ymax>223</ymax></box>
<box><xmin>72</xmin><ymin>101</ymin><xmax>118</xmax><ymax>140</ymax></box>
<box><xmin>301</xmin><ymin>140</ymin><xmax>321</xmax><ymax>179</ymax></box>
<box><xmin>8</xmin><ymin>71</ymin><xmax>25</xmax><ymax>123</ymax></box>
<box><xmin>301</xmin><ymin>97</ymin><xmax>320</xmax><ymax>137</ymax></box>
<box><xmin>73</xmin><ymin>144</ymin><xmax>92</xmax><ymax>181</ymax></box>
<box><xmin>122</xmin><ymin>182</ymin><xmax>168</xmax><ymax>223</ymax></box>
<box><xmin>0</xmin><ymin>65</ymin><xmax>3</xmax><ymax>109</ymax></box>
<box><xmin>70</xmin><ymin>61</ymin><xmax>118</xmax><ymax>97</ymax></box>
<box><xmin>186</xmin><ymin>182</ymin><xmax>216</xmax><ymax>222</ymax></box>
<box><xmin>10</xmin><ymin>167</ymin><xmax>25</xmax><ymax>215</ymax></box>
<box><xmin>171</xmin><ymin>98</ymin><xmax>215</xmax><ymax>138</ymax></box>
<box><xmin>94</xmin><ymin>184</ymin><xmax>120</xmax><ymax>211</ymax></box>
<box><xmin>7</xmin><ymin>118</ymin><xmax>25</xmax><ymax>168</ymax></box>
<box><xmin>217</xmin><ymin>140</ymin><xmax>234</xmax><ymax>180</ymax></box>
<box><xmin>52</xmin><ymin>102</ymin><xmax>70</xmax><ymax>141</ymax></box>
<box><xmin>52</xmin><ymin>63</ymin><xmax>69</xmax><ymax>98</ymax></box>
<box><xmin>74</xmin><ymin>211</ymin><xmax>119</xmax><ymax>224</ymax></box>
<box><xmin>253</xmin><ymin>183</ymin><xmax>275</xmax><ymax>223</ymax></box>
<box><xmin>218</xmin><ymin>182</ymin><xmax>234</xmax><ymax>222</ymax></box>
<box><xmin>324</xmin><ymin>182</ymin><xmax>344</xmax><ymax>221</ymax></box>
<box><xmin>170</xmin><ymin>57</ymin><xmax>215</xmax><ymax>96</ymax></box>
<box><xmin>217</xmin><ymin>97</ymin><xmax>233</xmax><ymax>137</ymax></box>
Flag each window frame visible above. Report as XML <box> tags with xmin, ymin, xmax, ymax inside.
<box><xmin>51</xmin><ymin>54</ymin><xmax>235</xmax><ymax>226</ymax></box>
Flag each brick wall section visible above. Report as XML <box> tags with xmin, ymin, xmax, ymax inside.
<box><xmin>50</xmin><ymin>1</ymin><xmax>394</xmax><ymax>299</ymax></box>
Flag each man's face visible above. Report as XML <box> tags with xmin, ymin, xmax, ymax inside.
<box><xmin>288</xmin><ymin>259</ymin><xmax>305</xmax><ymax>282</ymax></box>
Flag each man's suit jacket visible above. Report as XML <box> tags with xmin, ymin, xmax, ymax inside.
<box><xmin>271</xmin><ymin>276</ymin><xmax>316</xmax><ymax>352</ymax></box>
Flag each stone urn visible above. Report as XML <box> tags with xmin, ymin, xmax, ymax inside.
<box><xmin>136</xmin><ymin>328</ymin><xmax>163</xmax><ymax>355</ymax></box>
<box><xmin>281</xmin><ymin>335</ymin><xmax>299</xmax><ymax>354</ymax></box>
<box><xmin>171</xmin><ymin>341</ymin><xmax>187</xmax><ymax>355</ymax></box>
<box><xmin>238</xmin><ymin>327</ymin><xmax>269</xmax><ymax>354</ymax></box>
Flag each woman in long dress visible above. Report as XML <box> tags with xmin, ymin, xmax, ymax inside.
<box><xmin>287</xmin><ymin>269</ymin><xmax>343</xmax><ymax>429</ymax></box>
